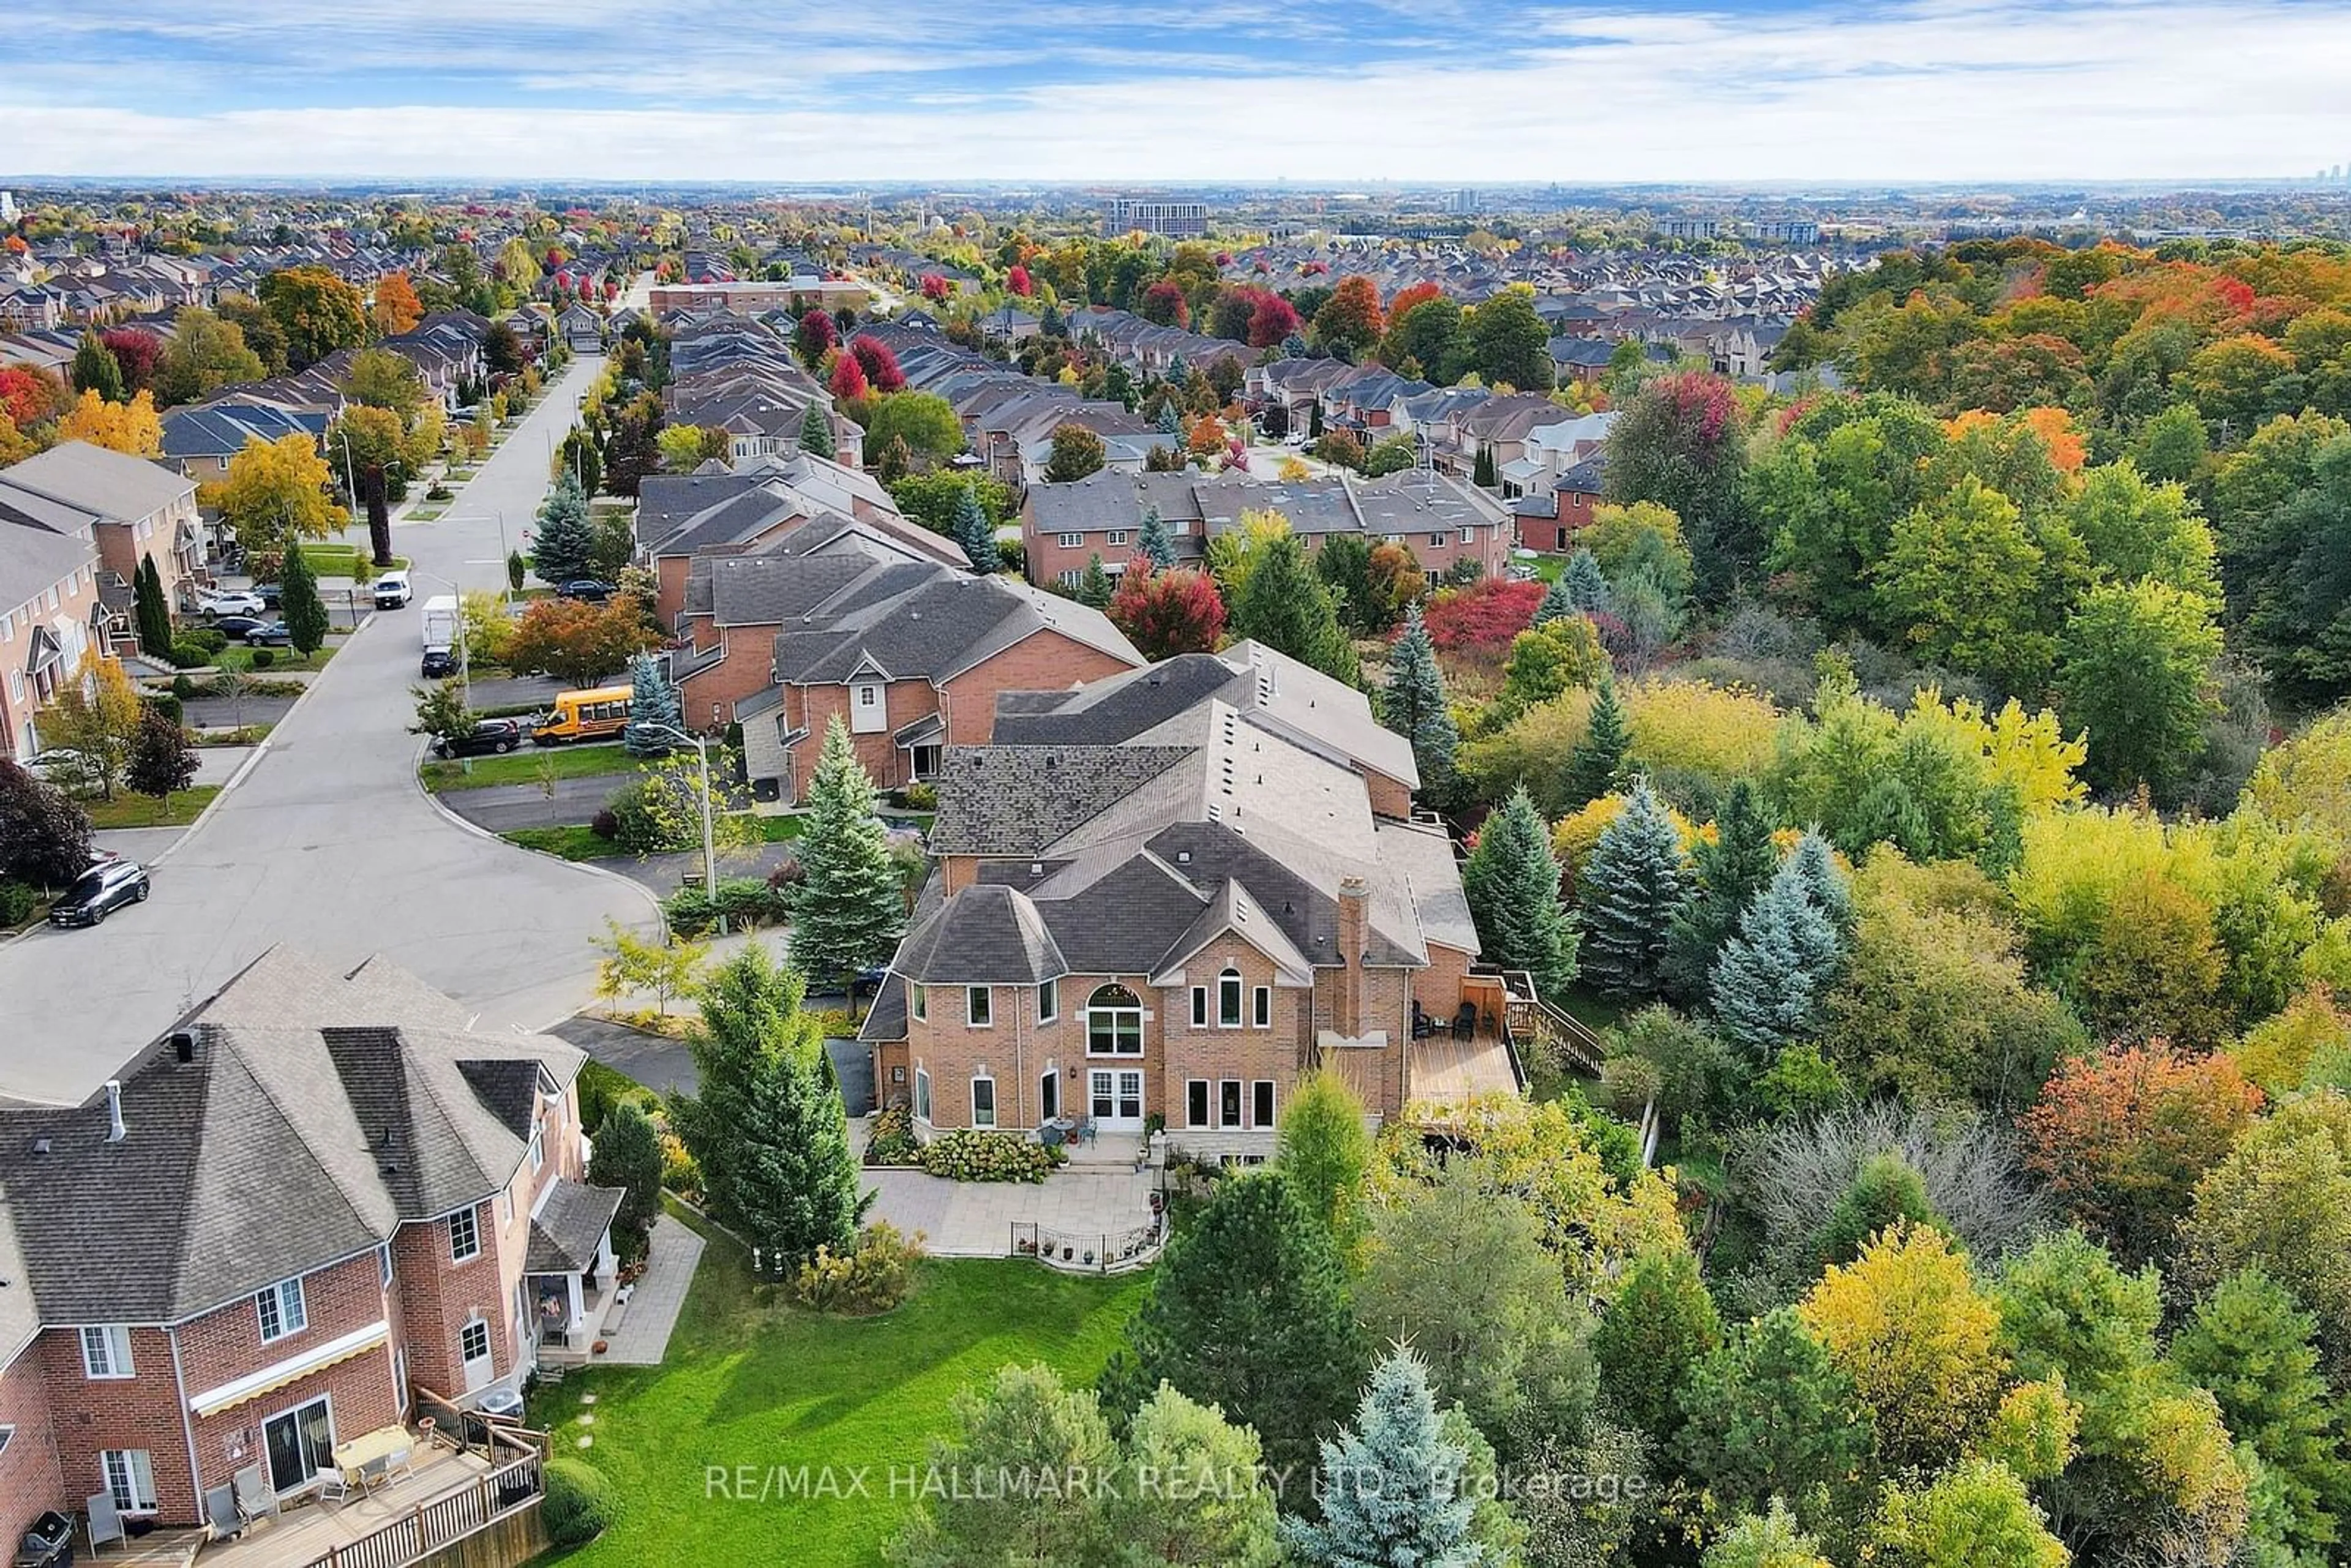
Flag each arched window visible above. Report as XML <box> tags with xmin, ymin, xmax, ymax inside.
<box><xmin>1086</xmin><ymin>984</ymin><xmax>1144</xmax><ymax>1056</ymax></box>
<box><xmin>1217</xmin><ymin>967</ymin><xmax>1243</xmax><ymax>1027</ymax></box>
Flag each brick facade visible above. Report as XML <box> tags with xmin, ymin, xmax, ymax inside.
<box><xmin>0</xmin><ymin>1348</ymin><xmax>64</xmax><ymax>1557</ymax></box>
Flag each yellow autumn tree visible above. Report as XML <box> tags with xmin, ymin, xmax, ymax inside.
<box><xmin>40</xmin><ymin>652</ymin><xmax>146</xmax><ymax>800</ymax></box>
<box><xmin>1625</xmin><ymin>678</ymin><xmax>1783</xmax><ymax>787</ymax></box>
<box><xmin>1796</xmin><ymin>1221</ymin><xmax>2008</xmax><ymax>1471</ymax></box>
<box><xmin>200</xmin><ymin>433</ymin><xmax>348</xmax><ymax>558</ymax></box>
<box><xmin>56</xmin><ymin>388</ymin><xmax>163</xmax><ymax>457</ymax></box>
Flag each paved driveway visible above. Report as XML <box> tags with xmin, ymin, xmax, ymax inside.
<box><xmin>0</xmin><ymin>357</ymin><xmax>659</xmax><ymax>1105</ymax></box>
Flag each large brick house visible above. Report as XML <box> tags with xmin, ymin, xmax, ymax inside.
<box><xmin>0</xmin><ymin>522</ymin><xmax>111</xmax><ymax>762</ymax></box>
<box><xmin>859</xmin><ymin>642</ymin><xmax>1505</xmax><ymax>1160</ymax></box>
<box><xmin>730</xmin><ymin>559</ymin><xmax>1143</xmax><ymax>805</ymax></box>
<box><xmin>0</xmin><ymin>440</ymin><xmax>207</xmax><ymax>616</ymax></box>
<box><xmin>0</xmin><ymin>950</ymin><xmax>618</xmax><ymax>1544</ymax></box>
<box><xmin>1022</xmin><ymin>469</ymin><xmax>1512</xmax><ymax>592</ymax></box>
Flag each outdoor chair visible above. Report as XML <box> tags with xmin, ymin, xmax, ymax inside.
<box><xmin>1410</xmin><ymin>1003</ymin><xmax>1434</xmax><ymax>1040</ymax></box>
<box><xmin>356</xmin><ymin>1454</ymin><xmax>393</xmax><ymax>1496</ymax></box>
<box><xmin>233</xmin><ymin>1463</ymin><xmax>279</xmax><ymax>1525</ymax></box>
<box><xmin>85</xmin><ymin>1493</ymin><xmax>124</xmax><ymax>1556</ymax></box>
<box><xmin>1451</xmin><ymin>1002</ymin><xmax>1477</xmax><ymax>1041</ymax></box>
<box><xmin>204</xmin><ymin>1483</ymin><xmax>243</xmax><ymax>1541</ymax></box>
<box><xmin>1074</xmin><ymin>1115</ymin><xmax>1097</xmax><ymax>1146</ymax></box>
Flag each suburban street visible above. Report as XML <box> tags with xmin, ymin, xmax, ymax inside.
<box><xmin>0</xmin><ymin>353</ymin><xmax>658</xmax><ymax>1106</ymax></box>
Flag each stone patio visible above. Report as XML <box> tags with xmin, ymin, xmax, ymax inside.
<box><xmin>855</xmin><ymin>1127</ymin><xmax>1161</xmax><ymax>1259</ymax></box>
<box><xmin>580</xmin><ymin>1213</ymin><xmax>702</xmax><ymax>1365</ymax></box>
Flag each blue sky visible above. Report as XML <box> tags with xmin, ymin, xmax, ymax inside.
<box><xmin>4</xmin><ymin>0</ymin><xmax>2349</xmax><ymax>182</ymax></box>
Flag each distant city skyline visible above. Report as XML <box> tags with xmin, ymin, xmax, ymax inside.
<box><xmin>4</xmin><ymin>0</ymin><xmax>2349</xmax><ymax>184</ymax></box>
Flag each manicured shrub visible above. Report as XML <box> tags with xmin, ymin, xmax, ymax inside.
<box><xmin>793</xmin><ymin>1221</ymin><xmax>927</xmax><ymax>1314</ymax></box>
<box><xmin>590</xmin><ymin>807</ymin><xmax>620</xmax><ymax>840</ymax></box>
<box><xmin>0</xmin><ymin>882</ymin><xmax>39</xmax><ymax>927</ymax></box>
<box><xmin>540</xmin><ymin>1458</ymin><xmax>617</xmax><ymax>1547</ymax></box>
<box><xmin>182</xmin><ymin>627</ymin><xmax>229</xmax><ymax>655</ymax></box>
<box><xmin>918</xmin><ymin>1129</ymin><xmax>1062</xmax><ymax>1183</ymax></box>
<box><xmin>250</xmin><ymin>648</ymin><xmax>275</xmax><ymax>669</ymax></box>
<box><xmin>168</xmin><ymin>641</ymin><xmax>212</xmax><ymax>669</ymax></box>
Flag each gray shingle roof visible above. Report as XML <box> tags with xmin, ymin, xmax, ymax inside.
<box><xmin>526</xmin><ymin>1179</ymin><xmax>624</xmax><ymax>1273</ymax></box>
<box><xmin>0</xmin><ymin>947</ymin><xmax>583</xmax><ymax>1325</ymax></box>
<box><xmin>0</xmin><ymin>440</ymin><xmax>193</xmax><ymax>524</ymax></box>
<box><xmin>931</xmin><ymin>745</ymin><xmax>1193</xmax><ymax>856</ymax></box>
<box><xmin>894</xmin><ymin>883</ymin><xmax>1067</xmax><ymax>985</ymax></box>
<box><xmin>0</xmin><ymin>524</ymin><xmax>93</xmax><ymax>617</ymax></box>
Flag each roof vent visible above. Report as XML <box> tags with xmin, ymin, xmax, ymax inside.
<box><xmin>171</xmin><ymin>1030</ymin><xmax>196</xmax><ymax>1063</ymax></box>
<box><xmin>31</xmin><ymin>1138</ymin><xmax>49</xmax><ymax>1156</ymax></box>
<box><xmin>1177</xmin><ymin>850</ymin><xmax>1191</xmax><ymax>863</ymax></box>
<box><xmin>103</xmin><ymin>1080</ymin><xmax>125</xmax><ymax>1144</ymax></box>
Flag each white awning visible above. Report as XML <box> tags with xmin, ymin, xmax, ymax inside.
<box><xmin>187</xmin><ymin>1319</ymin><xmax>390</xmax><ymax>1417</ymax></box>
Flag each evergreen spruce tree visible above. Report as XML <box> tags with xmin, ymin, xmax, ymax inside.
<box><xmin>279</xmin><ymin>543</ymin><xmax>329</xmax><ymax>656</ymax></box>
<box><xmin>1280</xmin><ymin>1349</ymin><xmax>1487</xmax><ymax>1568</ymax></box>
<box><xmin>623</xmin><ymin>651</ymin><xmax>685</xmax><ymax>756</ymax></box>
<box><xmin>1662</xmin><ymin>779</ymin><xmax>1780</xmax><ymax>1003</ymax></box>
<box><xmin>72</xmin><ymin>331</ymin><xmax>123</xmax><ymax>402</ymax></box>
<box><xmin>1380</xmin><ymin>606</ymin><xmax>1459</xmax><ymax>804</ymax></box>
<box><xmin>1577</xmin><ymin>776</ymin><xmax>1691</xmax><ymax>999</ymax></box>
<box><xmin>1461</xmin><ymin>787</ymin><xmax>1577</xmax><ymax>997</ymax></box>
<box><xmin>673</xmin><ymin>947</ymin><xmax>868</xmax><ymax>1265</ymax></box>
<box><xmin>1532</xmin><ymin>572</ymin><xmax>1578</xmax><ymax>627</ymax></box>
<box><xmin>1472</xmin><ymin>443</ymin><xmax>1497</xmax><ymax>488</ymax></box>
<box><xmin>1709</xmin><ymin>836</ymin><xmax>1847</xmax><ymax>1060</ymax></box>
<box><xmin>950</xmin><ymin>484</ymin><xmax>997</xmax><ymax>572</ymax></box>
<box><xmin>586</xmin><ymin>1099</ymin><xmax>666</xmax><ymax>1263</ymax></box>
<box><xmin>1107</xmin><ymin>1171</ymin><xmax>1366</xmax><ymax>1481</ymax></box>
<box><xmin>1591</xmin><ymin>1247</ymin><xmax>1723</xmax><ymax>1449</ymax></box>
<box><xmin>1786</xmin><ymin>831</ymin><xmax>1854</xmax><ymax>937</ymax></box>
<box><xmin>1137</xmin><ymin>505</ymin><xmax>1177</xmax><ymax>570</ymax></box>
<box><xmin>798</xmin><ymin>402</ymin><xmax>835</xmax><ymax>459</ymax></box>
<box><xmin>1156</xmin><ymin>399</ymin><xmax>1183</xmax><ymax>437</ymax></box>
<box><xmin>1229</xmin><ymin>532</ymin><xmax>1357</xmax><ymax>686</ymax></box>
<box><xmin>531</xmin><ymin>470</ymin><xmax>595</xmax><ymax>585</ymax></box>
<box><xmin>1563</xmin><ymin>548</ymin><xmax>1611</xmax><ymax>612</ymax></box>
<box><xmin>1562</xmin><ymin>678</ymin><xmax>1632</xmax><ymax>809</ymax></box>
<box><xmin>1076</xmin><ymin>552</ymin><xmax>1115</xmax><ymax>609</ymax></box>
<box><xmin>790</xmin><ymin>716</ymin><xmax>909</xmax><ymax>996</ymax></box>
<box><xmin>132</xmin><ymin>555</ymin><xmax>173</xmax><ymax>661</ymax></box>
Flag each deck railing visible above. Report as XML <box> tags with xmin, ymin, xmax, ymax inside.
<box><xmin>288</xmin><ymin>1441</ymin><xmax>542</xmax><ymax>1568</ymax></box>
<box><xmin>1474</xmin><ymin>966</ymin><xmax>1607</xmax><ymax>1079</ymax></box>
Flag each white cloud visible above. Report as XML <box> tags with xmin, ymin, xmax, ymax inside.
<box><xmin>3</xmin><ymin>0</ymin><xmax>2347</xmax><ymax>181</ymax></box>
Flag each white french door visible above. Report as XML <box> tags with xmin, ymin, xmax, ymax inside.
<box><xmin>1088</xmin><ymin>1069</ymin><xmax>1144</xmax><ymax>1129</ymax></box>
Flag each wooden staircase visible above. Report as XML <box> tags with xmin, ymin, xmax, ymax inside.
<box><xmin>1489</xmin><ymin>969</ymin><xmax>1607</xmax><ymax>1079</ymax></box>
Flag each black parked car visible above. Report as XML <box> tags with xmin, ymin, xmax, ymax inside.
<box><xmin>558</xmin><ymin>579</ymin><xmax>616</xmax><ymax>602</ymax></box>
<box><xmin>421</xmin><ymin>646</ymin><xmax>457</xmax><ymax>679</ymax></box>
<box><xmin>209</xmin><ymin>614</ymin><xmax>272</xmax><ymax>640</ymax></box>
<box><xmin>257</xmin><ymin>581</ymin><xmax>284</xmax><ymax>610</ymax></box>
<box><xmin>50</xmin><ymin>858</ymin><xmax>150</xmax><ymax>928</ymax></box>
<box><xmin>432</xmin><ymin>719</ymin><xmax>523</xmax><ymax>759</ymax></box>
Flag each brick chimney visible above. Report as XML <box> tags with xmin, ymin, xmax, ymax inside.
<box><xmin>1336</xmin><ymin>877</ymin><xmax>1368</xmax><ymax>1037</ymax></box>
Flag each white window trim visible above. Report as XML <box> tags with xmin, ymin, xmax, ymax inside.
<box><xmin>81</xmin><ymin>1324</ymin><xmax>134</xmax><ymax>1380</ymax></box>
<box><xmin>911</xmin><ymin>984</ymin><xmax>926</xmax><ymax>1022</ymax></box>
<box><xmin>915</xmin><ymin>1067</ymin><xmax>933</xmax><ymax>1122</ymax></box>
<box><xmin>1253</xmin><ymin>1079</ymin><xmax>1278</xmax><ymax>1128</ymax></box>
<box><xmin>1252</xmin><ymin>985</ymin><xmax>1272</xmax><ymax>1029</ymax></box>
<box><xmin>528</xmin><ymin>1122</ymin><xmax>546</xmax><ymax>1172</ymax></box>
<box><xmin>971</xmin><ymin>1074</ymin><xmax>997</xmax><ymax>1129</ymax></box>
<box><xmin>448</xmin><ymin>1206</ymin><xmax>481</xmax><ymax>1264</ymax></box>
<box><xmin>257</xmin><ymin>1277</ymin><xmax>307</xmax><ymax>1345</ymax></box>
<box><xmin>1189</xmin><ymin>986</ymin><xmax>1207</xmax><ymax>1028</ymax></box>
<box><xmin>1217</xmin><ymin>969</ymin><xmax>1243</xmax><ymax>1029</ymax></box>
<box><xmin>966</xmin><ymin>986</ymin><xmax>992</xmax><ymax>1028</ymax></box>
<box><xmin>1219</xmin><ymin>1078</ymin><xmax>1243</xmax><ymax>1129</ymax></box>
<box><xmin>378</xmin><ymin>1245</ymin><xmax>393</xmax><ymax>1289</ymax></box>
<box><xmin>1085</xmin><ymin>998</ymin><xmax>1146</xmax><ymax>1056</ymax></box>
<box><xmin>1057</xmin><ymin>532</ymin><xmax>1083</xmax><ymax>549</ymax></box>
<box><xmin>1185</xmin><ymin>1078</ymin><xmax>1210</xmax><ymax>1128</ymax></box>
<box><xmin>101</xmin><ymin>1449</ymin><xmax>157</xmax><ymax>1515</ymax></box>
<box><xmin>458</xmin><ymin>1318</ymin><xmax>491</xmax><ymax>1366</ymax></box>
<box><xmin>1037</xmin><ymin>979</ymin><xmax>1058</xmax><ymax>1024</ymax></box>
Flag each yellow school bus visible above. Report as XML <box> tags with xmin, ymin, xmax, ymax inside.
<box><xmin>531</xmin><ymin>685</ymin><xmax>633</xmax><ymax>745</ymax></box>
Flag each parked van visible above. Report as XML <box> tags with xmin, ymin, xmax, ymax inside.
<box><xmin>531</xmin><ymin>685</ymin><xmax>633</xmax><ymax>745</ymax></box>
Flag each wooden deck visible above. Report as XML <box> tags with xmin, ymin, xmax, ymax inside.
<box><xmin>1408</xmin><ymin>1033</ymin><xmax>1521</xmax><ymax>1106</ymax></box>
<box><xmin>103</xmin><ymin>1447</ymin><xmax>496</xmax><ymax>1568</ymax></box>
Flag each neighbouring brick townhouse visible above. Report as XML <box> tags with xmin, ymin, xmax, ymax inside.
<box><xmin>729</xmin><ymin>558</ymin><xmax>1144</xmax><ymax>805</ymax></box>
<box><xmin>0</xmin><ymin>520</ymin><xmax>112</xmax><ymax>762</ymax></box>
<box><xmin>0</xmin><ymin>949</ymin><xmax>620</xmax><ymax>1544</ymax></box>
<box><xmin>1512</xmin><ymin>456</ymin><xmax>1606</xmax><ymax>555</ymax></box>
<box><xmin>859</xmin><ymin>641</ymin><xmax>1515</xmax><ymax>1160</ymax></box>
<box><xmin>1022</xmin><ymin>468</ymin><xmax>1513</xmax><ymax>591</ymax></box>
<box><xmin>0</xmin><ymin>441</ymin><xmax>208</xmax><ymax>619</ymax></box>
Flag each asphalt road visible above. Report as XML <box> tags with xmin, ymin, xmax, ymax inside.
<box><xmin>0</xmin><ymin>353</ymin><xmax>659</xmax><ymax>1105</ymax></box>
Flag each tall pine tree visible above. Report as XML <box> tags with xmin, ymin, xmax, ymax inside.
<box><xmin>623</xmin><ymin>650</ymin><xmax>684</xmax><ymax>755</ymax></box>
<box><xmin>132</xmin><ymin>555</ymin><xmax>173</xmax><ymax>661</ymax></box>
<box><xmin>531</xmin><ymin>470</ymin><xmax>594</xmax><ymax>585</ymax></box>
<box><xmin>950</xmin><ymin>483</ymin><xmax>997</xmax><ymax>573</ymax></box>
<box><xmin>1075</xmin><ymin>552</ymin><xmax>1114</xmax><ymax>609</ymax></box>
<box><xmin>1577</xmin><ymin>776</ymin><xmax>1690</xmax><ymax>999</ymax></box>
<box><xmin>1380</xmin><ymin>606</ymin><xmax>1458</xmax><ymax>804</ymax></box>
<box><xmin>1137</xmin><ymin>504</ymin><xmax>1176</xmax><ymax>570</ymax></box>
<box><xmin>1709</xmin><ymin>835</ymin><xmax>1847</xmax><ymax>1060</ymax></box>
<box><xmin>1532</xmin><ymin>573</ymin><xmax>1578</xmax><ymax>627</ymax></box>
<box><xmin>798</xmin><ymin>402</ymin><xmax>834</xmax><ymax>459</ymax></box>
<box><xmin>1563</xmin><ymin>548</ymin><xmax>1611</xmax><ymax>612</ymax></box>
<box><xmin>1461</xmin><ymin>786</ymin><xmax>1577</xmax><ymax>997</ymax></box>
<box><xmin>1280</xmin><ymin>1349</ymin><xmax>1485</xmax><ymax>1568</ymax></box>
<box><xmin>674</xmin><ymin>946</ymin><xmax>868</xmax><ymax>1264</ymax></box>
<box><xmin>1106</xmin><ymin>1170</ymin><xmax>1366</xmax><ymax>1483</ymax></box>
<box><xmin>72</xmin><ymin>331</ymin><xmax>123</xmax><ymax>402</ymax></box>
<box><xmin>1563</xmin><ymin>678</ymin><xmax>1632</xmax><ymax>809</ymax></box>
<box><xmin>280</xmin><ymin>543</ymin><xmax>329</xmax><ymax>656</ymax></box>
<box><xmin>1662</xmin><ymin>778</ymin><xmax>1779</xmax><ymax>1003</ymax></box>
<box><xmin>1230</xmin><ymin>531</ymin><xmax>1357</xmax><ymax>686</ymax></box>
<box><xmin>790</xmin><ymin>716</ymin><xmax>908</xmax><ymax>996</ymax></box>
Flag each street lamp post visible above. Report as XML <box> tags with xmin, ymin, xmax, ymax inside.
<box><xmin>635</xmin><ymin>722</ymin><xmax>721</xmax><ymax>935</ymax></box>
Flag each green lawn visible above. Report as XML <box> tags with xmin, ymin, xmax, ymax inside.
<box><xmin>214</xmin><ymin>640</ymin><xmax>337</xmax><ymax>674</ymax></box>
<box><xmin>190</xmin><ymin>724</ymin><xmax>272</xmax><ymax>747</ymax></box>
<box><xmin>83</xmin><ymin>785</ymin><xmax>220</xmax><ymax>829</ymax></box>
<box><xmin>296</xmin><ymin>543</ymin><xmax>410</xmax><ymax>580</ymax></box>
<box><xmin>500</xmin><ymin>825</ymin><xmax>612</xmax><ymax>860</ymax></box>
<box><xmin>531</xmin><ymin>1215</ymin><xmax>1144</xmax><ymax>1567</ymax></box>
<box><xmin>419</xmin><ymin>741</ymin><xmax>647</xmax><ymax>792</ymax></box>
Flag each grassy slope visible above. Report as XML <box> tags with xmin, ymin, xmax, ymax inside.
<box><xmin>419</xmin><ymin>741</ymin><xmax>647</xmax><ymax>793</ymax></box>
<box><xmin>534</xmin><ymin>1217</ymin><xmax>1143</xmax><ymax>1566</ymax></box>
<box><xmin>83</xmin><ymin>785</ymin><xmax>221</xmax><ymax>829</ymax></box>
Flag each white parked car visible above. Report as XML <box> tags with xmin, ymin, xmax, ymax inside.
<box><xmin>198</xmin><ymin>588</ymin><xmax>266</xmax><ymax>618</ymax></box>
<box><xmin>372</xmin><ymin>569</ymin><xmax>413</xmax><ymax>609</ymax></box>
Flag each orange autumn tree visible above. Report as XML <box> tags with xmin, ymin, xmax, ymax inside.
<box><xmin>2018</xmin><ymin>1040</ymin><xmax>2262</xmax><ymax>1267</ymax></box>
<box><xmin>372</xmin><ymin>271</ymin><xmax>424</xmax><ymax>336</ymax></box>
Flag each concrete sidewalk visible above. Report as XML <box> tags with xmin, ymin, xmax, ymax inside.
<box><xmin>593</xmin><ymin>1215</ymin><xmax>703</xmax><ymax>1365</ymax></box>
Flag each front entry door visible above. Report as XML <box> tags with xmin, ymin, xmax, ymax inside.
<box><xmin>1089</xmin><ymin>1069</ymin><xmax>1144</xmax><ymax>1129</ymax></box>
<box><xmin>263</xmin><ymin>1397</ymin><xmax>336</xmax><ymax>1494</ymax></box>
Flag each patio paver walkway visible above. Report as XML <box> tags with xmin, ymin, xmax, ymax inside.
<box><xmin>594</xmin><ymin>1214</ymin><xmax>702</xmax><ymax>1364</ymax></box>
<box><xmin>861</xmin><ymin>1166</ymin><xmax>1159</xmax><ymax>1258</ymax></box>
